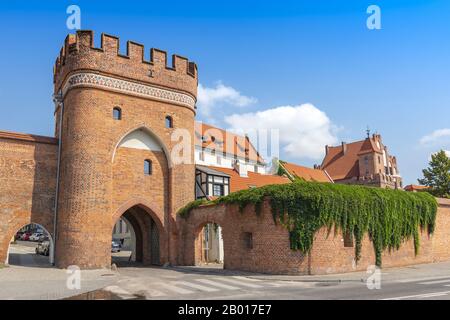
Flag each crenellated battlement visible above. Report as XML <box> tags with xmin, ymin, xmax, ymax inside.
<box><xmin>54</xmin><ymin>30</ymin><xmax>198</xmax><ymax>101</ymax></box>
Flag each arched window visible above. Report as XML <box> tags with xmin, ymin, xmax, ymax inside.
<box><xmin>113</xmin><ymin>107</ymin><xmax>122</xmax><ymax>120</ymax></box>
<box><xmin>144</xmin><ymin>159</ymin><xmax>152</xmax><ymax>175</ymax></box>
<box><xmin>165</xmin><ymin>116</ymin><xmax>173</xmax><ymax>128</ymax></box>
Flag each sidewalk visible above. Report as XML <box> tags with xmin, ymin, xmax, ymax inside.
<box><xmin>0</xmin><ymin>265</ymin><xmax>118</xmax><ymax>300</ymax></box>
<box><xmin>172</xmin><ymin>261</ymin><xmax>450</xmax><ymax>283</ymax></box>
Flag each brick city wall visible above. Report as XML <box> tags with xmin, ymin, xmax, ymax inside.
<box><xmin>178</xmin><ymin>198</ymin><xmax>450</xmax><ymax>275</ymax></box>
<box><xmin>0</xmin><ymin>136</ymin><xmax>58</xmax><ymax>265</ymax></box>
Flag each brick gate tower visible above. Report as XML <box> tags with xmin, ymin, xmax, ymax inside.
<box><xmin>53</xmin><ymin>31</ymin><xmax>197</xmax><ymax>269</ymax></box>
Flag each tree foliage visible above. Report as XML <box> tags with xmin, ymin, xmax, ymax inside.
<box><xmin>418</xmin><ymin>150</ymin><xmax>450</xmax><ymax>198</ymax></box>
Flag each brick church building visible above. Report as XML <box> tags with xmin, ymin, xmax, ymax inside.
<box><xmin>320</xmin><ymin>133</ymin><xmax>402</xmax><ymax>189</ymax></box>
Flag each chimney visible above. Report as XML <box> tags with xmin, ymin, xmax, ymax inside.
<box><xmin>325</xmin><ymin>145</ymin><xmax>330</xmax><ymax>155</ymax></box>
<box><xmin>342</xmin><ymin>142</ymin><xmax>347</xmax><ymax>155</ymax></box>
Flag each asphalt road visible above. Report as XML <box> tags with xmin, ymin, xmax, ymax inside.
<box><xmin>98</xmin><ymin>265</ymin><xmax>450</xmax><ymax>300</ymax></box>
<box><xmin>3</xmin><ymin>242</ymin><xmax>450</xmax><ymax>300</ymax></box>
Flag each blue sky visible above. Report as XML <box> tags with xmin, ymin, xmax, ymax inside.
<box><xmin>0</xmin><ymin>0</ymin><xmax>449</xmax><ymax>184</ymax></box>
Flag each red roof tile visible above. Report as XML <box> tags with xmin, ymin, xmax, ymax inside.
<box><xmin>321</xmin><ymin>137</ymin><xmax>384</xmax><ymax>181</ymax></box>
<box><xmin>404</xmin><ymin>185</ymin><xmax>430</xmax><ymax>192</ymax></box>
<box><xmin>281</xmin><ymin>161</ymin><xmax>333</xmax><ymax>183</ymax></box>
<box><xmin>195</xmin><ymin>122</ymin><xmax>263</xmax><ymax>163</ymax></box>
<box><xmin>207</xmin><ymin>166</ymin><xmax>290</xmax><ymax>192</ymax></box>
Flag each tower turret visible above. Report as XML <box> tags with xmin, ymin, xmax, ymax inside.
<box><xmin>53</xmin><ymin>31</ymin><xmax>197</xmax><ymax>268</ymax></box>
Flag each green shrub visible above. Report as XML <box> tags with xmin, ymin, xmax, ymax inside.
<box><xmin>178</xmin><ymin>198</ymin><xmax>209</xmax><ymax>218</ymax></box>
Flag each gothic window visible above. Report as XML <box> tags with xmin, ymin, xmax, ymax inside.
<box><xmin>144</xmin><ymin>159</ymin><xmax>152</xmax><ymax>175</ymax></box>
<box><xmin>165</xmin><ymin>116</ymin><xmax>173</xmax><ymax>128</ymax></box>
<box><xmin>113</xmin><ymin>107</ymin><xmax>122</xmax><ymax>120</ymax></box>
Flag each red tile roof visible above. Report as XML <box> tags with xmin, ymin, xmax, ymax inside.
<box><xmin>195</xmin><ymin>122</ymin><xmax>264</xmax><ymax>163</ymax></box>
<box><xmin>321</xmin><ymin>137</ymin><xmax>383</xmax><ymax>181</ymax></box>
<box><xmin>207</xmin><ymin>166</ymin><xmax>290</xmax><ymax>192</ymax></box>
<box><xmin>281</xmin><ymin>161</ymin><xmax>333</xmax><ymax>183</ymax></box>
<box><xmin>404</xmin><ymin>185</ymin><xmax>430</xmax><ymax>192</ymax></box>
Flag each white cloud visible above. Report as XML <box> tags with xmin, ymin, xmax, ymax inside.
<box><xmin>420</xmin><ymin>129</ymin><xmax>450</xmax><ymax>146</ymax></box>
<box><xmin>224</xmin><ymin>103</ymin><xmax>339</xmax><ymax>161</ymax></box>
<box><xmin>197</xmin><ymin>82</ymin><xmax>257</xmax><ymax>118</ymax></box>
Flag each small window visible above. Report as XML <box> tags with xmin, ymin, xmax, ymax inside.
<box><xmin>217</xmin><ymin>155</ymin><xmax>221</xmax><ymax>165</ymax></box>
<box><xmin>144</xmin><ymin>160</ymin><xmax>152</xmax><ymax>175</ymax></box>
<box><xmin>213</xmin><ymin>184</ymin><xmax>224</xmax><ymax>197</ymax></box>
<box><xmin>343</xmin><ymin>231</ymin><xmax>353</xmax><ymax>247</ymax></box>
<box><xmin>113</xmin><ymin>107</ymin><xmax>122</xmax><ymax>120</ymax></box>
<box><xmin>165</xmin><ymin>116</ymin><xmax>173</xmax><ymax>128</ymax></box>
<box><xmin>199</xmin><ymin>151</ymin><xmax>205</xmax><ymax>161</ymax></box>
<box><xmin>243</xmin><ymin>232</ymin><xmax>253</xmax><ymax>249</ymax></box>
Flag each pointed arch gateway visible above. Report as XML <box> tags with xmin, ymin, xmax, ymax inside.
<box><xmin>111</xmin><ymin>126</ymin><xmax>171</xmax><ymax>267</ymax></box>
<box><xmin>112</xmin><ymin>202</ymin><xmax>164</xmax><ymax>265</ymax></box>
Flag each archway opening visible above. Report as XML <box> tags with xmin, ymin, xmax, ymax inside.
<box><xmin>111</xmin><ymin>205</ymin><xmax>161</xmax><ymax>267</ymax></box>
<box><xmin>7</xmin><ymin>223</ymin><xmax>54</xmax><ymax>268</ymax></box>
<box><xmin>195</xmin><ymin>223</ymin><xmax>224</xmax><ymax>269</ymax></box>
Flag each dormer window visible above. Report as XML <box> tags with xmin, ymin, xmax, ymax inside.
<box><xmin>113</xmin><ymin>107</ymin><xmax>122</xmax><ymax>120</ymax></box>
<box><xmin>165</xmin><ymin>116</ymin><xmax>173</xmax><ymax>128</ymax></box>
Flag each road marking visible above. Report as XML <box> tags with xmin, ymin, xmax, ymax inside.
<box><xmin>396</xmin><ymin>276</ymin><xmax>450</xmax><ymax>283</ymax></box>
<box><xmin>125</xmin><ymin>282</ymin><xmax>167</xmax><ymax>297</ymax></box>
<box><xmin>156</xmin><ymin>282</ymin><xmax>195</xmax><ymax>295</ymax></box>
<box><xmin>196</xmin><ymin>279</ymin><xmax>240</xmax><ymax>290</ymax></box>
<box><xmin>232</xmin><ymin>276</ymin><xmax>262</xmax><ymax>282</ymax></box>
<box><xmin>218</xmin><ymin>277</ymin><xmax>263</xmax><ymax>288</ymax></box>
<box><xmin>103</xmin><ymin>285</ymin><xmax>136</xmax><ymax>299</ymax></box>
<box><xmin>420</xmin><ymin>279</ymin><xmax>450</xmax><ymax>285</ymax></box>
<box><xmin>175</xmin><ymin>281</ymin><xmax>220</xmax><ymax>292</ymax></box>
<box><xmin>382</xmin><ymin>290</ymin><xmax>450</xmax><ymax>300</ymax></box>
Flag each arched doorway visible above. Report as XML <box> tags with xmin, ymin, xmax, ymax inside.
<box><xmin>6</xmin><ymin>223</ymin><xmax>54</xmax><ymax>267</ymax></box>
<box><xmin>111</xmin><ymin>205</ymin><xmax>161</xmax><ymax>267</ymax></box>
<box><xmin>195</xmin><ymin>222</ymin><xmax>224</xmax><ymax>268</ymax></box>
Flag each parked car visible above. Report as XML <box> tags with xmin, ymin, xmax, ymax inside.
<box><xmin>15</xmin><ymin>232</ymin><xmax>24</xmax><ymax>241</ymax></box>
<box><xmin>21</xmin><ymin>232</ymin><xmax>31</xmax><ymax>241</ymax></box>
<box><xmin>29</xmin><ymin>233</ymin><xmax>43</xmax><ymax>241</ymax></box>
<box><xmin>38</xmin><ymin>234</ymin><xmax>49</xmax><ymax>242</ymax></box>
<box><xmin>111</xmin><ymin>239</ymin><xmax>121</xmax><ymax>253</ymax></box>
<box><xmin>35</xmin><ymin>240</ymin><xmax>50</xmax><ymax>256</ymax></box>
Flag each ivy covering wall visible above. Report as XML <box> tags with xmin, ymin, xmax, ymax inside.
<box><xmin>178</xmin><ymin>181</ymin><xmax>438</xmax><ymax>266</ymax></box>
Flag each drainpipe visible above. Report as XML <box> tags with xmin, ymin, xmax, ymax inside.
<box><xmin>52</xmin><ymin>92</ymin><xmax>64</xmax><ymax>266</ymax></box>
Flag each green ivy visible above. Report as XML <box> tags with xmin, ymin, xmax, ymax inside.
<box><xmin>177</xmin><ymin>198</ymin><xmax>209</xmax><ymax>218</ymax></box>
<box><xmin>178</xmin><ymin>181</ymin><xmax>438</xmax><ymax>267</ymax></box>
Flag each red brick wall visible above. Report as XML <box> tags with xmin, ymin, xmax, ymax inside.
<box><xmin>54</xmin><ymin>31</ymin><xmax>197</xmax><ymax>269</ymax></box>
<box><xmin>179</xmin><ymin>198</ymin><xmax>450</xmax><ymax>275</ymax></box>
<box><xmin>0</xmin><ymin>138</ymin><xmax>57</xmax><ymax>264</ymax></box>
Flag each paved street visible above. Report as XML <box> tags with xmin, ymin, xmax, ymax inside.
<box><xmin>3</xmin><ymin>242</ymin><xmax>450</xmax><ymax>300</ymax></box>
<box><xmin>8</xmin><ymin>241</ymin><xmax>52</xmax><ymax>267</ymax></box>
<box><xmin>96</xmin><ymin>264</ymin><xmax>450</xmax><ymax>300</ymax></box>
<box><xmin>0</xmin><ymin>243</ymin><xmax>118</xmax><ymax>300</ymax></box>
